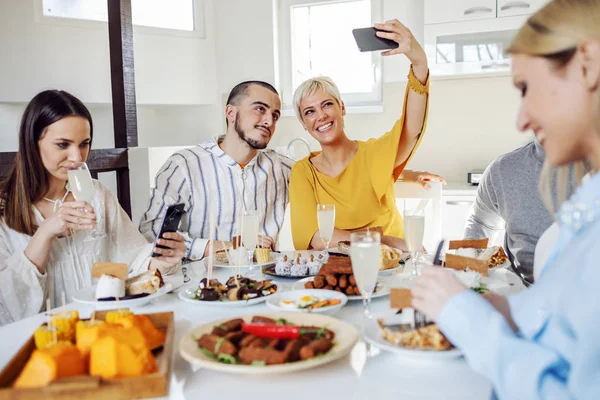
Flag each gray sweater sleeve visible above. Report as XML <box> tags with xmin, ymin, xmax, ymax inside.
<box><xmin>463</xmin><ymin>165</ymin><xmax>505</xmax><ymax>242</ymax></box>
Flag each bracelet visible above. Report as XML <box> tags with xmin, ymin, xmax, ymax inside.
<box><xmin>407</xmin><ymin>65</ymin><xmax>429</xmax><ymax>95</ymax></box>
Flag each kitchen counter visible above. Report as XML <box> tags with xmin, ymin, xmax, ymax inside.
<box><xmin>442</xmin><ymin>182</ymin><xmax>479</xmax><ymax>196</ymax></box>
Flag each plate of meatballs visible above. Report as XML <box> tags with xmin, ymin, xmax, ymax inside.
<box><xmin>291</xmin><ymin>255</ymin><xmax>390</xmax><ymax>300</ymax></box>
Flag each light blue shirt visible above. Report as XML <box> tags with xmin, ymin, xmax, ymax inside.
<box><xmin>438</xmin><ymin>172</ymin><xmax>600</xmax><ymax>400</ymax></box>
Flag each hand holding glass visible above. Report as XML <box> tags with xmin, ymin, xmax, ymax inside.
<box><xmin>350</xmin><ymin>231</ymin><xmax>381</xmax><ymax>319</ymax></box>
<box><xmin>317</xmin><ymin>204</ymin><xmax>335</xmax><ymax>252</ymax></box>
<box><xmin>67</xmin><ymin>162</ymin><xmax>100</xmax><ymax>240</ymax></box>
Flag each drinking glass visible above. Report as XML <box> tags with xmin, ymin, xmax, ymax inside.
<box><xmin>67</xmin><ymin>162</ymin><xmax>102</xmax><ymax>240</ymax></box>
<box><xmin>350</xmin><ymin>231</ymin><xmax>381</xmax><ymax>319</ymax></box>
<box><xmin>317</xmin><ymin>204</ymin><xmax>335</xmax><ymax>253</ymax></box>
<box><xmin>404</xmin><ymin>201</ymin><xmax>425</xmax><ymax>278</ymax></box>
<box><xmin>240</xmin><ymin>209</ymin><xmax>259</xmax><ymax>277</ymax></box>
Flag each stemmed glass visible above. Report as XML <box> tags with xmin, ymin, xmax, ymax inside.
<box><xmin>317</xmin><ymin>204</ymin><xmax>335</xmax><ymax>253</ymax></box>
<box><xmin>350</xmin><ymin>231</ymin><xmax>381</xmax><ymax>319</ymax></box>
<box><xmin>67</xmin><ymin>162</ymin><xmax>102</xmax><ymax>240</ymax></box>
<box><xmin>240</xmin><ymin>209</ymin><xmax>259</xmax><ymax>277</ymax></box>
<box><xmin>404</xmin><ymin>201</ymin><xmax>425</xmax><ymax>278</ymax></box>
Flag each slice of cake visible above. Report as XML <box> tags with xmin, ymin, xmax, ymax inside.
<box><xmin>255</xmin><ymin>248</ymin><xmax>271</xmax><ymax>264</ymax></box>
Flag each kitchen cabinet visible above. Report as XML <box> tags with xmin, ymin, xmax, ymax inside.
<box><xmin>442</xmin><ymin>195</ymin><xmax>475</xmax><ymax>241</ymax></box>
<box><xmin>424</xmin><ymin>0</ymin><xmax>551</xmax><ymax>77</ymax></box>
<box><xmin>442</xmin><ymin>194</ymin><xmax>506</xmax><ymax>246</ymax></box>
<box><xmin>425</xmin><ymin>0</ymin><xmax>496</xmax><ymax>25</ymax></box>
<box><xmin>497</xmin><ymin>0</ymin><xmax>549</xmax><ymax>17</ymax></box>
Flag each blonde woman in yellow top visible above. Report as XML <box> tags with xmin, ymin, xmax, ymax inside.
<box><xmin>289</xmin><ymin>19</ymin><xmax>432</xmax><ymax>251</ymax></box>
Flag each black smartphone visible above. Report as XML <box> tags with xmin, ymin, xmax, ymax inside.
<box><xmin>352</xmin><ymin>27</ymin><xmax>399</xmax><ymax>52</ymax></box>
<box><xmin>151</xmin><ymin>203</ymin><xmax>185</xmax><ymax>258</ymax></box>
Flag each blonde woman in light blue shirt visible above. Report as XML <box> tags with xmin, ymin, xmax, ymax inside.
<box><xmin>411</xmin><ymin>1</ymin><xmax>600</xmax><ymax>399</ymax></box>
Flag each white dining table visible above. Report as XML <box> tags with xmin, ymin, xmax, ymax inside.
<box><xmin>0</xmin><ymin>264</ymin><xmax>524</xmax><ymax>400</ymax></box>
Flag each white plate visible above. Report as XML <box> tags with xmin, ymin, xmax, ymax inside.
<box><xmin>363</xmin><ymin>319</ymin><xmax>462</xmax><ymax>360</ymax></box>
<box><xmin>71</xmin><ymin>283</ymin><xmax>172</xmax><ymax>309</ymax></box>
<box><xmin>378</xmin><ymin>264</ymin><xmax>404</xmax><ymax>276</ymax></box>
<box><xmin>179</xmin><ymin>312</ymin><xmax>359</xmax><ymax>375</ymax></box>
<box><xmin>177</xmin><ymin>282</ymin><xmax>276</xmax><ymax>307</ymax></box>
<box><xmin>266</xmin><ymin>289</ymin><xmax>347</xmax><ymax>316</ymax></box>
<box><xmin>292</xmin><ymin>277</ymin><xmax>390</xmax><ymax>301</ymax></box>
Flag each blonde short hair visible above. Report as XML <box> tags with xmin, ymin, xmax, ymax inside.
<box><xmin>506</xmin><ymin>0</ymin><xmax>600</xmax><ymax>213</ymax></box>
<box><xmin>293</xmin><ymin>76</ymin><xmax>343</xmax><ymax>122</ymax></box>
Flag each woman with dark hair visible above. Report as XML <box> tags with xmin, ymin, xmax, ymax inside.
<box><xmin>0</xmin><ymin>90</ymin><xmax>186</xmax><ymax>325</ymax></box>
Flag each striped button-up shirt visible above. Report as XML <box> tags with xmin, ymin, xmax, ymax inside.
<box><xmin>139</xmin><ymin>140</ymin><xmax>294</xmax><ymax>260</ymax></box>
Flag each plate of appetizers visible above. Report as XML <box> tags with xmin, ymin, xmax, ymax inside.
<box><xmin>178</xmin><ymin>312</ymin><xmax>359</xmax><ymax>374</ymax></box>
<box><xmin>178</xmin><ymin>276</ymin><xmax>278</xmax><ymax>307</ymax></box>
<box><xmin>262</xmin><ymin>251</ymin><xmax>327</xmax><ymax>279</ymax></box>
<box><xmin>266</xmin><ymin>289</ymin><xmax>347</xmax><ymax>316</ymax></box>
<box><xmin>289</xmin><ymin>255</ymin><xmax>390</xmax><ymax>300</ymax></box>
<box><xmin>72</xmin><ymin>267</ymin><xmax>172</xmax><ymax>309</ymax></box>
<box><xmin>362</xmin><ymin>311</ymin><xmax>462</xmax><ymax>360</ymax></box>
<box><xmin>213</xmin><ymin>247</ymin><xmax>277</xmax><ymax>268</ymax></box>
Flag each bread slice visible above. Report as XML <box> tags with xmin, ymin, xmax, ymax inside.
<box><xmin>125</xmin><ymin>269</ymin><xmax>164</xmax><ymax>295</ymax></box>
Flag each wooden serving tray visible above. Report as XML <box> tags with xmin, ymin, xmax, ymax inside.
<box><xmin>0</xmin><ymin>311</ymin><xmax>175</xmax><ymax>400</ymax></box>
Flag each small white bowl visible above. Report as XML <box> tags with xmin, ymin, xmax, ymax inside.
<box><xmin>266</xmin><ymin>289</ymin><xmax>347</xmax><ymax>316</ymax></box>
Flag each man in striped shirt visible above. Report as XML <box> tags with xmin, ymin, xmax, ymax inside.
<box><xmin>139</xmin><ymin>81</ymin><xmax>293</xmax><ymax>261</ymax></box>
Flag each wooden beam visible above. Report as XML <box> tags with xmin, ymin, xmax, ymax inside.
<box><xmin>107</xmin><ymin>0</ymin><xmax>138</xmax><ymax>217</ymax></box>
<box><xmin>0</xmin><ymin>149</ymin><xmax>129</xmax><ymax>179</ymax></box>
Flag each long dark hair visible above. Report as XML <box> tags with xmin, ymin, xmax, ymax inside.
<box><xmin>0</xmin><ymin>90</ymin><xmax>94</xmax><ymax>235</ymax></box>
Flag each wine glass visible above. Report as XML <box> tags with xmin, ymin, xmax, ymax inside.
<box><xmin>317</xmin><ymin>204</ymin><xmax>335</xmax><ymax>253</ymax></box>
<box><xmin>67</xmin><ymin>162</ymin><xmax>102</xmax><ymax>240</ymax></box>
<box><xmin>241</xmin><ymin>209</ymin><xmax>259</xmax><ymax>277</ymax></box>
<box><xmin>404</xmin><ymin>201</ymin><xmax>425</xmax><ymax>279</ymax></box>
<box><xmin>350</xmin><ymin>231</ymin><xmax>381</xmax><ymax>319</ymax></box>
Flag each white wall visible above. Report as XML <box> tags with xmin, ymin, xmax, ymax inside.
<box><xmin>0</xmin><ymin>0</ymin><xmax>222</xmax><ymax>149</ymax></box>
<box><xmin>0</xmin><ymin>0</ymin><xmax>217</xmax><ymax>105</ymax></box>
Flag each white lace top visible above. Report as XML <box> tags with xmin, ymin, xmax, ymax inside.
<box><xmin>0</xmin><ymin>180</ymin><xmax>153</xmax><ymax>325</ymax></box>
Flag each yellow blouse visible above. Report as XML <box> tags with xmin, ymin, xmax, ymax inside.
<box><xmin>289</xmin><ymin>86</ymin><xmax>428</xmax><ymax>250</ymax></box>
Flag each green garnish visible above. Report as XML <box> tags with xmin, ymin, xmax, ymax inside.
<box><xmin>248</xmin><ymin>282</ymin><xmax>255</xmax><ymax>288</ymax></box>
<box><xmin>251</xmin><ymin>360</ymin><xmax>266</xmax><ymax>366</ymax></box>
<box><xmin>215</xmin><ymin>337</ymin><xmax>225</xmax><ymax>353</ymax></box>
<box><xmin>316</xmin><ymin>327</ymin><xmax>326</xmax><ymax>339</ymax></box>
<box><xmin>217</xmin><ymin>354</ymin><xmax>237</xmax><ymax>364</ymax></box>
<box><xmin>276</xmin><ymin>318</ymin><xmax>290</xmax><ymax>326</ymax></box>
<box><xmin>216</xmin><ymin>324</ymin><xmax>227</xmax><ymax>330</ymax></box>
<box><xmin>471</xmin><ymin>286</ymin><xmax>488</xmax><ymax>294</ymax></box>
<box><xmin>199</xmin><ymin>348</ymin><xmax>217</xmax><ymax>360</ymax></box>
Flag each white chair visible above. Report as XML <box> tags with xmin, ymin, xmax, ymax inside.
<box><xmin>394</xmin><ymin>180</ymin><xmax>443</xmax><ymax>251</ymax></box>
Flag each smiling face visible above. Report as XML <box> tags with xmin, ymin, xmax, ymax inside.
<box><xmin>512</xmin><ymin>52</ymin><xmax>596</xmax><ymax>167</ymax></box>
<box><xmin>227</xmin><ymin>85</ymin><xmax>281</xmax><ymax>150</ymax></box>
<box><xmin>37</xmin><ymin>116</ymin><xmax>92</xmax><ymax>183</ymax></box>
<box><xmin>299</xmin><ymin>90</ymin><xmax>346</xmax><ymax>146</ymax></box>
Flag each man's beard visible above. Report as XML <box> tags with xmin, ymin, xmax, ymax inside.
<box><xmin>234</xmin><ymin>115</ymin><xmax>268</xmax><ymax>150</ymax></box>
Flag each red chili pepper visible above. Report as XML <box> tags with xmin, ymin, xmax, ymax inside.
<box><xmin>241</xmin><ymin>323</ymin><xmax>300</xmax><ymax>339</ymax></box>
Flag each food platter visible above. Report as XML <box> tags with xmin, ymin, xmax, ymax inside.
<box><xmin>179</xmin><ymin>312</ymin><xmax>359</xmax><ymax>374</ymax></box>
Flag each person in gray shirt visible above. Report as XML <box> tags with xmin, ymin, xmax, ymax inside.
<box><xmin>464</xmin><ymin>140</ymin><xmax>551</xmax><ymax>284</ymax></box>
